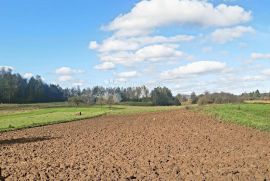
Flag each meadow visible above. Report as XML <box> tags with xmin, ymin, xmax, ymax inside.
<box><xmin>201</xmin><ymin>103</ymin><xmax>270</xmax><ymax>131</ymax></box>
<box><xmin>0</xmin><ymin>103</ymin><xmax>180</xmax><ymax>132</ymax></box>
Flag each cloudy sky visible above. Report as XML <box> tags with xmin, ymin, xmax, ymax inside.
<box><xmin>1</xmin><ymin>0</ymin><xmax>270</xmax><ymax>94</ymax></box>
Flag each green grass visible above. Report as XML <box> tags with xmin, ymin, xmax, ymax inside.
<box><xmin>0</xmin><ymin>103</ymin><xmax>181</xmax><ymax>132</ymax></box>
<box><xmin>2</xmin><ymin>102</ymin><xmax>269</xmax><ymax>132</ymax></box>
<box><xmin>200</xmin><ymin>103</ymin><xmax>270</xmax><ymax>131</ymax></box>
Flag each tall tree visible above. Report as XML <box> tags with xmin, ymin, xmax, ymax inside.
<box><xmin>190</xmin><ymin>92</ymin><xmax>198</xmax><ymax>104</ymax></box>
<box><xmin>0</xmin><ymin>70</ymin><xmax>65</xmax><ymax>103</ymax></box>
<box><xmin>151</xmin><ymin>87</ymin><xmax>178</xmax><ymax>106</ymax></box>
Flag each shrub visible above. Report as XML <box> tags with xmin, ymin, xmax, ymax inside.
<box><xmin>198</xmin><ymin>92</ymin><xmax>243</xmax><ymax>105</ymax></box>
<box><xmin>151</xmin><ymin>87</ymin><xmax>179</xmax><ymax>106</ymax></box>
<box><xmin>68</xmin><ymin>96</ymin><xmax>85</xmax><ymax>106</ymax></box>
<box><xmin>190</xmin><ymin>92</ymin><xmax>198</xmax><ymax>104</ymax></box>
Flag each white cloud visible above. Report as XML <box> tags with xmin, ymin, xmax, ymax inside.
<box><xmin>106</xmin><ymin>0</ymin><xmax>251</xmax><ymax>37</ymax></box>
<box><xmin>251</xmin><ymin>53</ymin><xmax>270</xmax><ymax>60</ymax></box>
<box><xmin>58</xmin><ymin>75</ymin><xmax>72</xmax><ymax>82</ymax></box>
<box><xmin>242</xmin><ymin>75</ymin><xmax>265</xmax><ymax>81</ymax></box>
<box><xmin>90</xmin><ymin>38</ymin><xmax>139</xmax><ymax>52</ymax></box>
<box><xmin>55</xmin><ymin>67</ymin><xmax>83</xmax><ymax>75</ymax></box>
<box><xmin>90</xmin><ymin>0</ymin><xmax>251</xmax><ymax>73</ymax></box>
<box><xmin>0</xmin><ymin>66</ymin><xmax>14</xmax><ymax>71</ymax></box>
<box><xmin>135</xmin><ymin>44</ymin><xmax>183</xmax><ymax>61</ymax></box>
<box><xmin>100</xmin><ymin>44</ymin><xmax>184</xmax><ymax>65</ymax></box>
<box><xmin>100</xmin><ymin>51</ymin><xmax>134</xmax><ymax>65</ymax></box>
<box><xmin>161</xmin><ymin>61</ymin><xmax>226</xmax><ymax>79</ymax></box>
<box><xmin>90</xmin><ymin>35</ymin><xmax>194</xmax><ymax>53</ymax></box>
<box><xmin>115</xmin><ymin>78</ymin><xmax>128</xmax><ymax>83</ymax></box>
<box><xmin>89</xmin><ymin>0</ymin><xmax>255</xmax><ymax>92</ymax></box>
<box><xmin>211</xmin><ymin>26</ymin><xmax>255</xmax><ymax>44</ymax></box>
<box><xmin>116</xmin><ymin>71</ymin><xmax>139</xmax><ymax>79</ymax></box>
<box><xmin>23</xmin><ymin>73</ymin><xmax>33</xmax><ymax>79</ymax></box>
<box><xmin>56</xmin><ymin>67</ymin><xmax>73</xmax><ymax>75</ymax></box>
<box><xmin>94</xmin><ymin>62</ymin><xmax>115</xmax><ymax>70</ymax></box>
<box><xmin>138</xmin><ymin>35</ymin><xmax>194</xmax><ymax>44</ymax></box>
<box><xmin>55</xmin><ymin>67</ymin><xmax>84</xmax><ymax>83</ymax></box>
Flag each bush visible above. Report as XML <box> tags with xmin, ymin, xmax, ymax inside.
<box><xmin>68</xmin><ymin>96</ymin><xmax>85</xmax><ymax>106</ymax></box>
<box><xmin>198</xmin><ymin>96</ymin><xmax>211</xmax><ymax>105</ymax></box>
<box><xmin>198</xmin><ymin>92</ymin><xmax>243</xmax><ymax>105</ymax></box>
<box><xmin>190</xmin><ymin>92</ymin><xmax>198</xmax><ymax>104</ymax></box>
<box><xmin>151</xmin><ymin>87</ymin><xmax>179</xmax><ymax>106</ymax></box>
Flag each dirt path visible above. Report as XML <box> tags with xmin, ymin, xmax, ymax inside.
<box><xmin>0</xmin><ymin>110</ymin><xmax>270</xmax><ymax>180</ymax></box>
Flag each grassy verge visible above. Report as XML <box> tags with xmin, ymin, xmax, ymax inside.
<box><xmin>0</xmin><ymin>103</ymin><xmax>181</xmax><ymax>132</ymax></box>
<box><xmin>244</xmin><ymin>100</ymin><xmax>270</xmax><ymax>104</ymax></box>
<box><xmin>198</xmin><ymin>103</ymin><xmax>270</xmax><ymax>131</ymax></box>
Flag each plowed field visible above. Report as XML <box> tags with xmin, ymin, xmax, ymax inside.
<box><xmin>1</xmin><ymin>110</ymin><xmax>270</xmax><ymax>180</ymax></box>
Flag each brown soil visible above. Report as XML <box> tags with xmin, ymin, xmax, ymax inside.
<box><xmin>0</xmin><ymin>110</ymin><xmax>270</xmax><ymax>180</ymax></box>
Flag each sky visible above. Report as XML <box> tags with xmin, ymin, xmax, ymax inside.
<box><xmin>0</xmin><ymin>0</ymin><xmax>270</xmax><ymax>95</ymax></box>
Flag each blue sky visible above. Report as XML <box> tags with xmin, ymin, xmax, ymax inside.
<box><xmin>0</xmin><ymin>0</ymin><xmax>270</xmax><ymax>94</ymax></box>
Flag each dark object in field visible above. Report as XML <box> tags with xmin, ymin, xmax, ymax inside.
<box><xmin>0</xmin><ymin>136</ymin><xmax>56</xmax><ymax>145</ymax></box>
<box><xmin>76</xmin><ymin>112</ymin><xmax>82</xmax><ymax>116</ymax></box>
<box><xmin>0</xmin><ymin>167</ymin><xmax>10</xmax><ymax>181</ymax></box>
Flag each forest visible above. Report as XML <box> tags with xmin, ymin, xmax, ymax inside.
<box><xmin>1</xmin><ymin>68</ymin><xmax>269</xmax><ymax>105</ymax></box>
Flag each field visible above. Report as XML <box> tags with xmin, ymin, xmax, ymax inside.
<box><xmin>2</xmin><ymin>103</ymin><xmax>270</xmax><ymax>133</ymax></box>
<box><xmin>0</xmin><ymin>103</ymin><xmax>180</xmax><ymax>132</ymax></box>
<box><xmin>1</xmin><ymin>109</ymin><xmax>270</xmax><ymax>180</ymax></box>
<box><xmin>201</xmin><ymin>103</ymin><xmax>270</xmax><ymax>131</ymax></box>
<box><xmin>1</xmin><ymin>103</ymin><xmax>270</xmax><ymax>180</ymax></box>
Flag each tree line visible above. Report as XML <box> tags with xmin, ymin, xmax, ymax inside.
<box><xmin>1</xmin><ymin>68</ymin><xmax>269</xmax><ymax>105</ymax></box>
<box><xmin>0</xmin><ymin>69</ymin><xmax>178</xmax><ymax>105</ymax></box>
<box><xmin>66</xmin><ymin>86</ymin><xmax>181</xmax><ymax>106</ymax></box>
<box><xmin>187</xmin><ymin>90</ymin><xmax>270</xmax><ymax>105</ymax></box>
<box><xmin>0</xmin><ymin>68</ymin><xmax>65</xmax><ymax>103</ymax></box>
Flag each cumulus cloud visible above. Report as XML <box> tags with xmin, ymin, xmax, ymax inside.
<box><xmin>56</xmin><ymin>67</ymin><xmax>83</xmax><ymax>75</ymax></box>
<box><xmin>23</xmin><ymin>73</ymin><xmax>33</xmax><ymax>79</ymax></box>
<box><xmin>0</xmin><ymin>66</ymin><xmax>14</xmax><ymax>71</ymax></box>
<box><xmin>90</xmin><ymin>35</ymin><xmax>194</xmax><ymax>52</ymax></box>
<box><xmin>211</xmin><ymin>26</ymin><xmax>255</xmax><ymax>44</ymax></box>
<box><xmin>56</xmin><ymin>67</ymin><xmax>73</xmax><ymax>75</ymax></box>
<box><xmin>106</xmin><ymin>0</ymin><xmax>251</xmax><ymax>37</ymax></box>
<box><xmin>251</xmin><ymin>53</ymin><xmax>270</xmax><ymax>60</ymax></box>
<box><xmin>161</xmin><ymin>61</ymin><xmax>226</xmax><ymax>79</ymax></box>
<box><xmin>94</xmin><ymin>62</ymin><xmax>115</xmax><ymax>70</ymax></box>
<box><xmin>116</xmin><ymin>71</ymin><xmax>139</xmax><ymax>78</ymax></box>
<box><xmin>55</xmin><ymin>66</ymin><xmax>84</xmax><ymax>83</ymax></box>
<box><xmin>100</xmin><ymin>44</ymin><xmax>184</xmax><ymax>65</ymax></box>
<box><xmin>242</xmin><ymin>75</ymin><xmax>265</xmax><ymax>81</ymax></box>
<box><xmin>58</xmin><ymin>75</ymin><xmax>72</xmax><ymax>82</ymax></box>
<box><xmin>100</xmin><ymin>51</ymin><xmax>134</xmax><ymax>65</ymax></box>
<box><xmin>135</xmin><ymin>44</ymin><xmax>183</xmax><ymax>61</ymax></box>
<box><xmin>89</xmin><ymin>0</ymin><xmax>254</xmax><ymax>91</ymax></box>
<box><xmin>114</xmin><ymin>71</ymin><xmax>140</xmax><ymax>82</ymax></box>
<box><xmin>90</xmin><ymin>39</ymin><xmax>139</xmax><ymax>52</ymax></box>
<box><xmin>90</xmin><ymin>0</ymin><xmax>251</xmax><ymax>70</ymax></box>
